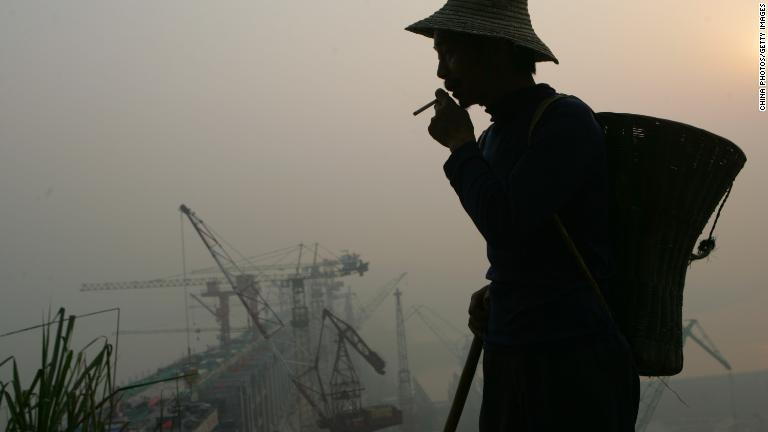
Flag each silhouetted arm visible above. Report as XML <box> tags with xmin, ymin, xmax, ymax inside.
<box><xmin>442</xmin><ymin>100</ymin><xmax>604</xmax><ymax>247</ymax></box>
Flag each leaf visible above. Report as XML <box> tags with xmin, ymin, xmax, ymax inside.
<box><xmin>1</xmin><ymin>308</ymin><xmax>117</xmax><ymax>432</ymax></box>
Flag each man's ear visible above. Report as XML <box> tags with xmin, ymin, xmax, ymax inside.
<box><xmin>483</xmin><ymin>38</ymin><xmax>513</xmax><ymax>67</ymax></box>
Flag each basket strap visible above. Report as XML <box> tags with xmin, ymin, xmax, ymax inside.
<box><xmin>477</xmin><ymin>128</ymin><xmax>490</xmax><ymax>153</ymax></box>
<box><xmin>527</xmin><ymin>93</ymin><xmax>614</xmax><ymax>320</ymax></box>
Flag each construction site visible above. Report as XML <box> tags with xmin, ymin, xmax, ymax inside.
<box><xmin>3</xmin><ymin>0</ymin><xmax>767</xmax><ymax>430</ymax></box>
<box><xmin>71</xmin><ymin>204</ymin><xmax>767</xmax><ymax>432</ymax></box>
<box><xmin>77</xmin><ymin>204</ymin><xmax>463</xmax><ymax>432</ymax></box>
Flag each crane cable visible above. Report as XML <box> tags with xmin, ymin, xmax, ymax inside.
<box><xmin>180</xmin><ymin>213</ymin><xmax>192</xmax><ymax>360</ymax></box>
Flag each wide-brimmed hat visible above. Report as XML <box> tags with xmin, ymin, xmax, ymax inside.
<box><xmin>405</xmin><ymin>0</ymin><xmax>558</xmax><ymax>64</ymax></box>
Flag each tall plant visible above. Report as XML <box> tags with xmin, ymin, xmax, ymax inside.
<box><xmin>0</xmin><ymin>308</ymin><xmax>117</xmax><ymax>431</ymax></box>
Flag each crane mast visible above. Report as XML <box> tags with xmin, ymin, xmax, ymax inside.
<box><xmin>394</xmin><ymin>288</ymin><xmax>413</xmax><ymax>429</ymax></box>
<box><xmin>288</xmin><ymin>245</ymin><xmax>315</xmax><ymax>431</ymax></box>
<box><xmin>329</xmin><ymin>332</ymin><xmax>364</xmax><ymax>415</ymax></box>
<box><xmin>189</xmin><ymin>280</ymin><xmax>236</xmax><ymax>346</ymax></box>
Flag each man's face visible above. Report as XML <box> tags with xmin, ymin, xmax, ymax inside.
<box><xmin>433</xmin><ymin>30</ymin><xmax>489</xmax><ymax>108</ymax></box>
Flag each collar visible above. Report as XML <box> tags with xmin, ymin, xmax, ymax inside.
<box><xmin>484</xmin><ymin>83</ymin><xmax>557</xmax><ymax>123</ymax></box>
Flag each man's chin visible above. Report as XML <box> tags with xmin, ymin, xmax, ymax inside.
<box><xmin>450</xmin><ymin>90</ymin><xmax>475</xmax><ymax>109</ymax></box>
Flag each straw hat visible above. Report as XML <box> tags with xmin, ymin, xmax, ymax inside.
<box><xmin>405</xmin><ymin>0</ymin><xmax>559</xmax><ymax>64</ymax></box>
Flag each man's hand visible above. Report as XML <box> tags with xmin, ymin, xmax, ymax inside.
<box><xmin>428</xmin><ymin>88</ymin><xmax>476</xmax><ymax>152</ymax></box>
<box><xmin>468</xmin><ymin>284</ymin><xmax>490</xmax><ymax>337</ymax></box>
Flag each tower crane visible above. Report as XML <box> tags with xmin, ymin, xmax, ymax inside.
<box><xmin>80</xmin><ymin>250</ymin><xmax>368</xmax><ymax>292</ymax></box>
<box><xmin>635</xmin><ymin>319</ymin><xmax>732</xmax><ymax>432</ymax></box>
<box><xmin>341</xmin><ymin>273</ymin><xmax>407</xmax><ymax>330</ymax></box>
<box><xmin>292</xmin><ymin>308</ymin><xmax>402</xmax><ymax>432</ymax></box>
<box><xmin>184</xmin><ymin>250</ymin><xmax>368</xmax><ymax>278</ymax></box>
<box><xmin>353</xmin><ymin>273</ymin><xmax>407</xmax><ymax>329</ymax></box>
<box><xmin>81</xmin><ymin>241</ymin><xmax>364</xmax><ymax>356</ymax></box>
<box><xmin>393</xmin><ymin>288</ymin><xmax>413</xmax><ymax>429</ymax></box>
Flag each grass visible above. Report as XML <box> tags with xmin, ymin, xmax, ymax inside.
<box><xmin>0</xmin><ymin>308</ymin><xmax>117</xmax><ymax>432</ymax></box>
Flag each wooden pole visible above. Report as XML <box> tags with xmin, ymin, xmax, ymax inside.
<box><xmin>443</xmin><ymin>335</ymin><xmax>483</xmax><ymax>432</ymax></box>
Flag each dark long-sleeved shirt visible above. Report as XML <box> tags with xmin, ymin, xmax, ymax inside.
<box><xmin>443</xmin><ymin>83</ymin><xmax>620</xmax><ymax>350</ymax></box>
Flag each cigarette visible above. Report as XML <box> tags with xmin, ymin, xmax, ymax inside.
<box><xmin>413</xmin><ymin>99</ymin><xmax>438</xmax><ymax>116</ymax></box>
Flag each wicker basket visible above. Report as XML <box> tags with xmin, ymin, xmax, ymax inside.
<box><xmin>594</xmin><ymin>113</ymin><xmax>746</xmax><ymax>376</ymax></box>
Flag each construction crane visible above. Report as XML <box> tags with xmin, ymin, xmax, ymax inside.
<box><xmin>393</xmin><ymin>287</ymin><xmax>413</xmax><ymax>430</ymax></box>
<box><xmin>178</xmin><ymin>204</ymin><xmax>373</xmax><ymax>431</ymax></box>
<box><xmin>342</xmin><ymin>273</ymin><xmax>407</xmax><ymax>329</ymax></box>
<box><xmin>635</xmin><ymin>319</ymin><xmax>732</xmax><ymax>432</ymax></box>
<box><xmin>188</xmin><ymin>280</ymin><xmax>237</xmax><ymax>346</ymax></box>
<box><xmin>292</xmin><ymin>308</ymin><xmax>402</xmax><ymax>432</ymax></box>
<box><xmin>185</xmin><ymin>249</ymin><xmax>368</xmax><ymax>278</ymax></box>
<box><xmin>353</xmin><ymin>273</ymin><xmax>407</xmax><ymax>329</ymax></box>
<box><xmin>81</xmin><ymin>240</ymin><xmax>363</xmax><ymax>356</ymax></box>
<box><xmin>179</xmin><ymin>205</ymin><xmax>319</xmax><ymax>430</ymax></box>
<box><xmin>80</xmin><ymin>250</ymin><xmax>368</xmax><ymax>292</ymax></box>
<box><xmin>179</xmin><ymin>204</ymin><xmax>284</xmax><ymax>339</ymax></box>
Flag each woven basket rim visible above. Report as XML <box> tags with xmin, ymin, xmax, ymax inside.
<box><xmin>595</xmin><ymin>112</ymin><xmax>747</xmax><ymax>162</ymax></box>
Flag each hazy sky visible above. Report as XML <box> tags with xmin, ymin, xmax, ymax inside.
<box><xmin>0</xmin><ymin>0</ymin><xmax>765</xmax><ymax>401</ymax></box>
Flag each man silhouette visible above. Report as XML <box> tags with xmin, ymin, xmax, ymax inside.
<box><xmin>406</xmin><ymin>1</ymin><xmax>640</xmax><ymax>430</ymax></box>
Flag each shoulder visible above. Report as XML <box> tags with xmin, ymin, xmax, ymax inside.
<box><xmin>533</xmin><ymin>94</ymin><xmax>604</xmax><ymax>144</ymax></box>
<box><xmin>542</xmin><ymin>95</ymin><xmax>599</xmax><ymax>127</ymax></box>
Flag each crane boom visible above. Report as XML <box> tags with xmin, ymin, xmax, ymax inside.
<box><xmin>188</xmin><ymin>252</ymin><xmax>368</xmax><ymax>277</ymax></box>
<box><xmin>179</xmin><ymin>204</ymin><xmax>284</xmax><ymax>338</ymax></box>
<box><xmin>189</xmin><ymin>294</ymin><xmax>218</xmax><ymax>318</ymax></box>
<box><xmin>406</xmin><ymin>305</ymin><xmax>467</xmax><ymax>363</ymax></box>
<box><xmin>323</xmin><ymin>309</ymin><xmax>385</xmax><ymax>375</ymax></box>
<box><xmin>405</xmin><ymin>304</ymin><xmax>484</xmax><ymax>405</ymax></box>
<box><xmin>354</xmin><ymin>273</ymin><xmax>407</xmax><ymax>328</ymax></box>
<box><xmin>81</xmin><ymin>256</ymin><xmax>368</xmax><ymax>292</ymax></box>
<box><xmin>82</xmin><ymin>277</ymin><xmax>216</xmax><ymax>291</ymax></box>
<box><xmin>684</xmin><ymin>320</ymin><xmax>732</xmax><ymax>371</ymax></box>
<box><xmin>291</xmin><ymin>377</ymin><xmax>332</xmax><ymax>423</ymax></box>
<box><xmin>635</xmin><ymin>376</ymin><xmax>669</xmax><ymax>430</ymax></box>
<box><xmin>635</xmin><ymin>319</ymin><xmax>732</xmax><ymax>432</ymax></box>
